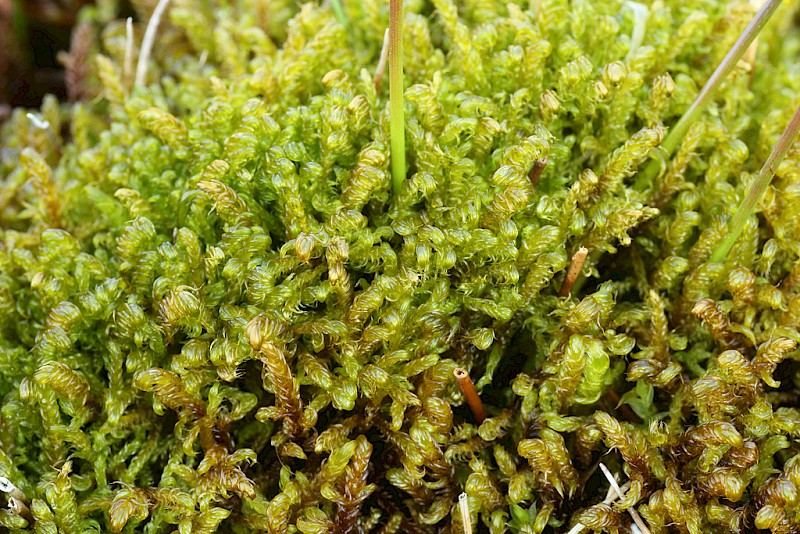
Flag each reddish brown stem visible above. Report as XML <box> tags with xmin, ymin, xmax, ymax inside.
<box><xmin>559</xmin><ymin>246</ymin><xmax>588</xmax><ymax>297</ymax></box>
<box><xmin>454</xmin><ymin>368</ymin><xmax>486</xmax><ymax>423</ymax></box>
<box><xmin>528</xmin><ymin>157</ymin><xmax>548</xmax><ymax>186</ymax></box>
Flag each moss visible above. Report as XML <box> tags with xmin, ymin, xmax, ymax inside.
<box><xmin>1</xmin><ymin>1</ymin><xmax>800</xmax><ymax>533</ymax></box>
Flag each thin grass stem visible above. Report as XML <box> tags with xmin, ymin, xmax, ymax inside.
<box><xmin>598</xmin><ymin>463</ymin><xmax>651</xmax><ymax>534</ymax></box>
<box><xmin>567</xmin><ymin>480</ymin><xmax>632</xmax><ymax>534</ymax></box>
<box><xmin>637</xmin><ymin>0</ymin><xmax>782</xmax><ymax>187</ymax></box>
<box><xmin>374</xmin><ymin>29</ymin><xmax>390</xmax><ymax>92</ymax></box>
<box><xmin>330</xmin><ymin>0</ymin><xmax>348</xmax><ymax>26</ymax></box>
<box><xmin>625</xmin><ymin>2</ymin><xmax>649</xmax><ymax>62</ymax></box>
<box><xmin>710</xmin><ymin>103</ymin><xmax>800</xmax><ymax>262</ymax></box>
<box><xmin>458</xmin><ymin>493</ymin><xmax>472</xmax><ymax>534</ymax></box>
<box><xmin>389</xmin><ymin>0</ymin><xmax>406</xmax><ymax>194</ymax></box>
<box><xmin>135</xmin><ymin>0</ymin><xmax>171</xmax><ymax>87</ymax></box>
<box><xmin>124</xmin><ymin>17</ymin><xmax>134</xmax><ymax>88</ymax></box>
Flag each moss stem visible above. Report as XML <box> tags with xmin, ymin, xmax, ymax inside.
<box><xmin>389</xmin><ymin>0</ymin><xmax>406</xmax><ymax>195</ymax></box>
<box><xmin>636</xmin><ymin>0</ymin><xmax>782</xmax><ymax>188</ymax></box>
<box><xmin>710</xmin><ymin>104</ymin><xmax>800</xmax><ymax>263</ymax></box>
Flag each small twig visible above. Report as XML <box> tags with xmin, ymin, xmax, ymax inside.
<box><xmin>603</xmin><ymin>472</ymin><xmax>621</xmax><ymax>502</ymax></box>
<box><xmin>454</xmin><ymin>368</ymin><xmax>486</xmax><ymax>423</ymax></box>
<box><xmin>559</xmin><ymin>246</ymin><xmax>588</xmax><ymax>297</ymax></box>
<box><xmin>599</xmin><ymin>463</ymin><xmax>651</xmax><ymax>534</ymax></box>
<box><xmin>374</xmin><ymin>29</ymin><xmax>390</xmax><ymax>92</ymax></box>
<box><xmin>608</xmin><ymin>481</ymin><xmax>631</xmax><ymax>503</ymax></box>
<box><xmin>135</xmin><ymin>0</ymin><xmax>172</xmax><ymax>86</ymax></box>
<box><xmin>124</xmin><ymin>17</ymin><xmax>135</xmax><ymax>88</ymax></box>
<box><xmin>528</xmin><ymin>157</ymin><xmax>548</xmax><ymax>186</ymax></box>
<box><xmin>459</xmin><ymin>492</ymin><xmax>472</xmax><ymax>534</ymax></box>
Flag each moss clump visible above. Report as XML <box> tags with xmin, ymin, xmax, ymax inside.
<box><xmin>1</xmin><ymin>1</ymin><xmax>800</xmax><ymax>533</ymax></box>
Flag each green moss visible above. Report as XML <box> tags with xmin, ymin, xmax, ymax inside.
<box><xmin>1</xmin><ymin>1</ymin><xmax>800</xmax><ymax>533</ymax></box>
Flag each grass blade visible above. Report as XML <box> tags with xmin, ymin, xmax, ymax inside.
<box><xmin>637</xmin><ymin>0</ymin><xmax>782</xmax><ymax>187</ymax></box>
<box><xmin>711</xmin><ymin>104</ymin><xmax>800</xmax><ymax>262</ymax></box>
<box><xmin>389</xmin><ymin>0</ymin><xmax>406</xmax><ymax>194</ymax></box>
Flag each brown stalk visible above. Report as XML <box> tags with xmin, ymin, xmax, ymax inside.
<box><xmin>559</xmin><ymin>246</ymin><xmax>588</xmax><ymax>297</ymax></box>
<box><xmin>453</xmin><ymin>368</ymin><xmax>486</xmax><ymax>423</ymax></box>
<box><xmin>528</xmin><ymin>157</ymin><xmax>548</xmax><ymax>186</ymax></box>
<box><xmin>8</xmin><ymin>497</ymin><xmax>32</xmax><ymax>523</ymax></box>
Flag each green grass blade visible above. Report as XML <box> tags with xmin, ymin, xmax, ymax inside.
<box><xmin>636</xmin><ymin>0</ymin><xmax>782</xmax><ymax>188</ymax></box>
<box><xmin>330</xmin><ymin>0</ymin><xmax>348</xmax><ymax>26</ymax></box>
<box><xmin>389</xmin><ymin>0</ymin><xmax>406</xmax><ymax>195</ymax></box>
<box><xmin>711</xmin><ymin>104</ymin><xmax>800</xmax><ymax>263</ymax></box>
